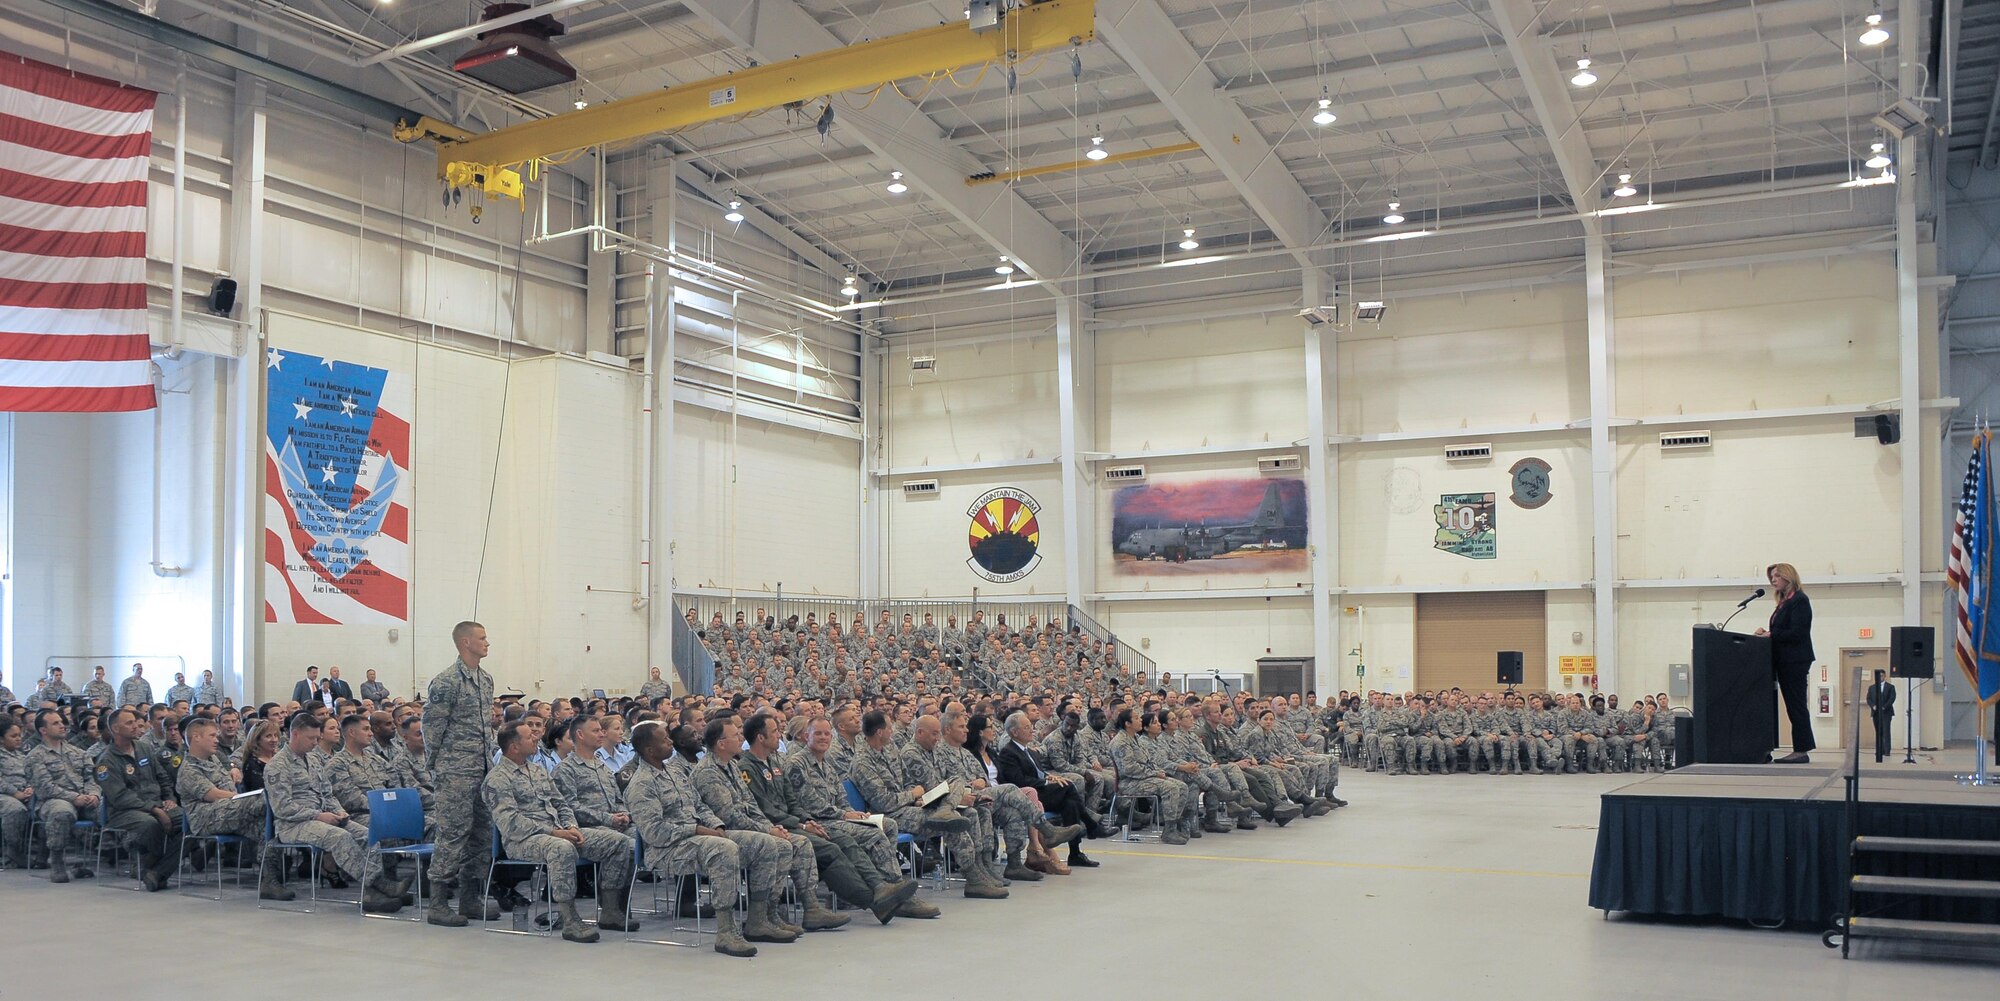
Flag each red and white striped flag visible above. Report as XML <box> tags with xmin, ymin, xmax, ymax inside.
<box><xmin>0</xmin><ymin>53</ymin><xmax>156</xmax><ymax>412</ymax></box>
<box><xmin>1948</xmin><ymin>433</ymin><xmax>1982</xmax><ymax>684</ymax></box>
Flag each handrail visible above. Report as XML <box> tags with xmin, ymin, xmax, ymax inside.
<box><xmin>1068</xmin><ymin>603</ymin><xmax>1157</xmax><ymax>679</ymax></box>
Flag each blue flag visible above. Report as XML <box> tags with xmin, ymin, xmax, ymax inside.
<box><xmin>1975</xmin><ymin>432</ymin><xmax>2000</xmax><ymax>706</ymax></box>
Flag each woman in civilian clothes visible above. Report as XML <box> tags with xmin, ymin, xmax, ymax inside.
<box><xmin>1755</xmin><ymin>562</ymin><xmax>1816</xmax><ymax>763</ymax></box>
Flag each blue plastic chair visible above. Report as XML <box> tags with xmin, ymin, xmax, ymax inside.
<box><xmin>358</xmin><ymin>788</ymin><xmax>432</xmax><ymax>919</ymax></box>
<box><xmin>24</xmin><ymin>794</ymin><xmax>98</xmax><ymax>874</ymax></box>
<box><xmin>845</xmin><ymin>779</ymin><xmax>933</xmax><ymax>886</ymax></box>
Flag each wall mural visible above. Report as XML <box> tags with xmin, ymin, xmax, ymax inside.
<box><xmin>967</xmin><ymin>487</ymin><xmax>1042</xmax><ymax>583</ymax></box>
<box><xmin>1434</xmin><ymin>492</ymin><xmax>1497</xmax><ymax>560</ymax></box>
<box><xmin>264</xmin><ymin>348</ymin><xmax>412</xmax><ymax>623</ymax></box>
<box><xmin>1111</xmin><ymin>478</ymin><xmax>1309</xmax><ymax>576</ymax></box>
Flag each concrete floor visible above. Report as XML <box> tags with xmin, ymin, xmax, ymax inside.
<box><xmin>2</xmin><ymin>770</ymin><xmax>1993</xmax><ymax>1000</ymax></box>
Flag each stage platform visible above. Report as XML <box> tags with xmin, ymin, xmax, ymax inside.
<box><xmin>1588</xmin><ymin>762</ymin><xmax>2000</xmax><ymax>929</ymax></box>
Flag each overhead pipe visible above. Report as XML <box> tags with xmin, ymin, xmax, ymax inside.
<box><xmin>358</xmin><ymin>0</ymin><xmax>614</xmax><ymax>66</ymax></box>
<box><xmin>150</xmin><ymin>352</ymin><xmax>182</xmax><ymax>578</ymax></box>
<box><xmin>636</xmin><ymin>262</ymin><xmax>656</xmax><ymax>611</ymax></box>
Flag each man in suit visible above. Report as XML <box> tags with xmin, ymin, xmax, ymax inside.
<box><xmin>1865</xmin><ymin>669</ymin><xmax>1896</xmax><ymax>763</ymax></box>
<box><xmin>995</xmin><ymin>710</ymin><xmax>1097</xmax><ymax>868</ymax></box>
<box><xmin>291</xmin><ymin>666</ymin><xmax>325</xmax><ymax>707</ymax></box>
<box><xmin>324</xmin><ymin>666</ymin><xmax>355</xmax><ymax>702</ymax></box>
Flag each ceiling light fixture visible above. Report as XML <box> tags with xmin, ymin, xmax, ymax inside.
<box><xmin>1313</xmin><ymin>90</ymin><xmax>1337</xmax><ymax>126</ymax></box>
<box><xmin>573</xmin><ymin>85</ymin><xmax>588</xmax><ymax>110</ymax></box>
<box><xmin>1612</xmin><ymin>173</ymin><xmax>1637</xmax><ymax>198</ymax></box>
<box><xmin>1178</xmin><ymin>219</ymin><xmax>1200</xmax><ymax>251</ymax></box>
<box><xmin>1570</xmin><ymin>56</ymin><xmax>1597</xmax><ymax>88</ymax></box>
<box><xmin>841</xmin><ymin>270</ymin><xmax>859</xmax><ymax>297</ymax></box>
<box><xmin>995</xmin><ymin>256</ymin><xmax>1015</xmax><ymax>275</ymax></box>
<box><xmin>1864</xmin><ymin>141</ymin><xmax>1891</xmax><ymax>170</ymax></box>
<box><xmin>886</xmin><ymin>170</ymin><xmax>908</xmax><ymax>194</ymax></box>
<box><xmin>723</xmin><ymin>200</ymin><xmax>744</xmax><ymax>223</ymax></box>
<box><xmin>1086</xmin><ymin>131</ymin><xmax>1109</xmax><ymax>161</ymax></box>
<box><xmin>1382</xmin><ymin>201</ymin><xmax>1405</xmax><ymax>226</ymax></box>
<box><xmin>1859</xmin><ymin>10</ymin><xmax>1889</xmax><ymax>47</ymax></box>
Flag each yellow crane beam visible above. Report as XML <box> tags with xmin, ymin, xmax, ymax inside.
<box><xmin>399</xmin><ymin>0</ymin><xmax>1097</xmax><ymax>202</ymax></box>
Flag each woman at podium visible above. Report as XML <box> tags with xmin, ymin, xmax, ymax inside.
<box><xmin>1754</xmin><ymin>562</ymin><xmax>1815</xmax><ymax>763</ymax></box>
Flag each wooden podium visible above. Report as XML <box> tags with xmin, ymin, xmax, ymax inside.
<box><xmin>1689</xmin><ymin>626</ymin><xmax>1778</xmax><ymax>764</ymax></box>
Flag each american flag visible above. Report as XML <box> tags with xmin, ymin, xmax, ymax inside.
<box><xmin>1948</xmin><ymin>433</ymin><xmax>1981</xmax><ymax>687</ymax></box>
<box><xmin>0</xmin><ymin>54</ymin><xmax>156</xmax><ymax>412</ymax></box>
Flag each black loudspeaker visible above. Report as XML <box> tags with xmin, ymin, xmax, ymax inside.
<box><xmin>207</xmin><ymin>276</ymin><xmax>237</xmax><ymax>317</ymax></box>
<box><xmin>1497</xmin><ymin>651</ymin><xmax>1524</xmax><ymax>685</ymax></box>
<box><xmin>1890</xmin><ymin>625</ymin><xmax>1934</xmax><ymax>678</ymax></box>
<box><xmin>1874</xmin><ymin>413</ymin><xmax>1900</xmax><ymax>445</ymax></box>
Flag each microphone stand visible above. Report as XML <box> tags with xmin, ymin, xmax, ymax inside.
<box><xmin>1717</xmin><ymin>603</ymin><xmax>1752</xmax><ymax>632</ymax></box>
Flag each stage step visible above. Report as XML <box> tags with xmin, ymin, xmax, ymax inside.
<box><xmin>1852</xmin><ymin>836</ymin><xmax>2000</xmax><ymax>857</ymax></box>
<box><xmin>1851</xmin><ymin>875</ymin><xmax>2000</xmax><ymax>899</ymax></box>
<box><xmin>1846</xmin><ymin>917</ymin><xmax>2000</xmax><ymax>946</ymax></box>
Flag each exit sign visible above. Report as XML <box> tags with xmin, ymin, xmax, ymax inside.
<box><xmin>1859</xmin><ymin>627</ymin><xmax>1874</xmax><ymax>639</ymax></box>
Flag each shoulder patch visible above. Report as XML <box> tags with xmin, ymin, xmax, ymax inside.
<box><xmin>95</xmin><ymin>764</ymin><xmax>110</xmax><ymax>781</ymax></box>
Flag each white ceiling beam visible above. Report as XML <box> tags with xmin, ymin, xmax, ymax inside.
<box><xmin>677</xmin><ymin>0</ymin><xmax>1077</xmax><ymax>284</ymax></box>
<box><xmin>1487</xmin><ymin>0</ymin><xmax>1602</xmax><ymax>222</ymax></box>
<box><xmin>1095</xmin><ymin>0</ymin><xmax>1327</xmax><ymax>258</ymax></box>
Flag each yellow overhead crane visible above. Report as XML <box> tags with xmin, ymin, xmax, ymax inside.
<box><xmin>395</xmin><ymin>0</ymin><xmax>1097</xmax><ymax>205</ymax></box>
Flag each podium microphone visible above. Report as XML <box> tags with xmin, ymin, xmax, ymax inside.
<box><xmin>1718</xmin><ymin>588</ymin><xmax>1765</xmax><ymax>631</ymax></box>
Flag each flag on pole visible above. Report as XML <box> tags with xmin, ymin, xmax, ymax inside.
<box><xmin>1949</xmin><ymin>432</ymin><xmax>1982</xmax><ymax>694</ymax></box>
<box><xmin>1970</xmin><ymin>429</ymin><xmax>2000</xmax><ymax>707</ymax></box>
<box><xmin>0</xmin><ymin>53</ymin><xmax>156</xmax><ymax>412</ymax></box>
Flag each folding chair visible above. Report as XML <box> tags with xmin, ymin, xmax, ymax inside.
<box><xmin>358</xmin><ymin>788</ymin><xmax>432</xmax><ymax>920</ymax></box>
<box><xmin>1109</xmin><ymin>789</ymin><xmax>1162</xmax><ymax>843</ymax></box>
<box><xmin>177</xmin><ymin>811</ymin><xmax>253</xmax><ymax>900</ymax></box>
<box><xmin>260</xmin><ymin>805</ymin><xmax>331</xmax><ymax>912</ymax></box>
<box><xmin>485</xmin><ymin>828</ymin><xmax>594</xmax><ymax>937</ymax></box>
<box><xmin>93</xmin><ymin>799</ymin><xmax>143</xmax><ymax>889</ymax></box>
<box><xmin>24</xmin><ymin>794</ymin><xmax>99</xmax><ymax>876</ymax></box>
<box><xmin>623</xmin><ymin>832</ymin><xmax>726</xmax><ymax>949</ymax></box>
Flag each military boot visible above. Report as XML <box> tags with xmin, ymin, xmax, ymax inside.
<box><xmin>712</xmin><ymin>907</ymin><xmax>758</xmax><ymax>957</ymax></box>
<box><xmin>870</xmin><ymin>877</ymin><xmax>919</xmax><ymax>925</ymax></box>
<box><xmin>457</xmin><ymin>879</ymin><xmax>499</xmax><ymax>921</ymax></box>
<box><xmin>799</xmin><ymin>896</ymin><xmax>850</xmax><ymax>931</ymax></box>
<box><xmin>597</xmin><ymin>886</ymin><xmax>640</xmax><ymax>932</ymax></box>
<box><xmin>1201</xmin><ymin>807</ymin><xmax>1231</xmax><ymax>834</ymax></box>
<box><xmin>1036</xmin><ymin>818</ymin><xmax>1084</xmax><ymax>847</ymax></box>
<box><xmin>1002</xmin><ymin>844</ymin><xmax>1042</xmax><ymax>882</ymax></box>
<box><xmin>961</xmin><ymin>862</ymin><xmax>1009</xmax><ymax>899</ymax></box>
<box><xmin>427</xmin><ymin>879</ymin><xmax>469</xmax><ymax>927</ymax></box>
<box><xmin>361</xmin><ymin>877</ymin><xmax>404</xmax><ymax>914</ymax></box>
<box><xmin>1160</xmin><ymin>821</ymin><xmax>1190</xmax><ymax>845</ymax></box>
<box><xmin>742</xmin><ymin>893</ymin><xmax>799</xmax><ymax>942</ymax></box>
<box><xmin>893</xmin><ymin>896</ymin><xmax>942</xmax><ymax>918</ymax></box>
<box><xmin>258</xmin><ymin>852</ymin><xmax>296</xmax><ymax>901</ymax></box>
<box><xmin>556</xmin><ymin>900</ymin><xmax>599</xmax><ymax>943</ymax></box>
<box><xmin>769</xmin><ymin>895</ymin><xmax>806</xmax><ymax>936</ymax></box>
<box><xmin>48</xmin><ymin>848</ymin><xmax>69</xmax><ymax>883</ymax></box>
<box><xmin>1231</xmin><ymin>808</ymin><xmax>1260</xmax><ymax>830</ymax></box>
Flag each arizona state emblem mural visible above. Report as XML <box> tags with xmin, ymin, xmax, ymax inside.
<box><xmin>967</xmin><ymin>487</ymin><xmax>1042</xmax><ymax>583</ymax></box>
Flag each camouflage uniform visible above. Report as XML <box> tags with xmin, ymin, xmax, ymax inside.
<box><xmin>325</xmin><ymin>747</ymin><xmax>393</xmax><ymax>824</ymax></box>
<box><xmin>1377</xmin><ymin>706</ymin><xmax>1414</xmax><ymax>775</ymax></box>
<box><xmin>0</xmin><ymin>745</ymin><xmax>29</xmax><ymax>864</ymax></box>
<box><xmin>95</xmin><ymin>741</ymin><xmax>184</xmax><ymax>881</ymax></box>
<box><xmin>851</xmin><ymin>742</ymin><xmax>982</xmax><ymax>871</ymax></box>
<box><xmin>1109</xmin><ymin>730</ymin><xmax>1189</xmax><ymax>836</ymax></box>
<box><xmin>1524</xmin><ymin>705</ymin><xmax>1563</xmax><ymax>774</ymax></box>
<box><xmin>165</xmin><ymin>683</ymin><xmax>195</xmax><ymax>706</ymax></box>
<box><xmin>742</xmin><ymin>748</ymin><xmax>891</xmax><ymax>906</ymax></box>
<box><xmin>783</xmin><ymin>745</ymin><xmax>903</xmax><ymax>882</ymax></box>
<box><xmin>481</xmin><ymin>757</ymin><xmax>632</xmax><ymax>905</ymax></box>
<box><xmin>390</xmin><ymin>746</ymin><xmax>436</xmax><ymax>813</ymax></box>
<box><xmin>1201</xmin><ymin>721</ymin><xmax>1284</xmax><ymax>809</ymax></box>
<box><xmin>1650</xmin><ymin>706</ymin><xmax>1678</xmax><ymax>770</ymax></box>
<box><xmin>81</xmin><ymin>679</ymin><xmax>113</xmax><ymax>705</ymax></box>
<box><xmin>194</xmin><ymin>680</ymin><xmax>222</xmax><ymax>706</ymax></box>
<box><xmin>117</xmin><ymin>676</ymin><xmax>153</xmax><ymax>707</ymax></box>
<box><xmin>25</xmin><ymin>739</ymin><xmax>97</xmax><ymax>865</ymax></box>
<box><xmin>1561</xmin><ymin>706</ymin><xmax>1607</xmax><ymax>773</ymax></box>
<box><xmin>265</xmin><ymin>746</ymin><xmax>368</xmax><ymax>880</ymax></box>
<box><xmin>177</xmin><ymin>751</ymin><xmax>263</xmax><ymax>839</ymax></box>
<box><xmin>692</xmin><ymin>755</ymin><xmax>821</xmax><ymax>902</ymax></box>
<box><xmin>626</xmin><ymin>756</ymin><xmax>782</xmax><ymax>905</ymax></box>
<box><xmin>554</xmin><ymin>752</ymin><xmax>627</xmax><ymax>830</ymax></box>
<box><xmin>422</xmin><ymin>658</ymin><xmax>496</xmax><ymax>892</ymax></box>
<box><xmin>638</xmin><ymin>678</ymin><xmax>673</xmax><ymax>703</ymax></box>
<box><xmin>1471</xmin><ymin>708</ymin><xmax>1515</xmax><ymax>774</ymax></box>
<box><xmin>1431</xmin><ymin>706</ymin><xmax>1473</xmax><ymax>774</ymax></box>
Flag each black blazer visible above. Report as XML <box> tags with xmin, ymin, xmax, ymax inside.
<box><xmin>1767</xmin><ymin>591</ymin><xmax>1815</xmax><ymax>666</ymax></box>
<box><xmin>1866</xmin><ymin>682</ymin><xmax>1897</xmax><ymax>714</ymax></box>
<box><xmin>994</xmin><ymin>739</ymin><xmax>1051</xmax><ymax>792</ymax></box>
<box><xmin>325</xmin><ymin>678</ymin><xmax>354</xmax><ymax>701</ymax></box>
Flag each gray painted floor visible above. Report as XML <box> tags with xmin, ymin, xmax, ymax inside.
<box><xmin>2</xmin><ymin>769</ymin><xmax>1993</xmax><ymax>1000</ymax></box>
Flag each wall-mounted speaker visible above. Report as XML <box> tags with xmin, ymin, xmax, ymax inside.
<box><xmin>207</xmin><ymin>276</ymin><xmax>237</xmax><ymax>317</ymax></box>
<box><xmin>1497</xmin><ymin>651</ymin><xmax>1524</xmax><ymax>685</ymax></box>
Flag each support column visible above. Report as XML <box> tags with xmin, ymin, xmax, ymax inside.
<box><xmin>1585</xmin><ymin>227</ymin><xmax>1617</xmax><ymax>694</ymax></box>
<box><xmin>583</xmin><ymin>154</ymin><xmax>616</xmax><ymax>358</ymax></box>
<box><xmin>1894</xmin><ymin>0</ymin><xmax>1925</xmax><ymax>743</ymax></box>
<box><xmin>1303</xmin><ymin>268</ymin><xmax>1338</xmax><ymax>695</ymax></box>
<box><xmin>860</xmin><ymin>337</ymin><xmax>884</xmax><ymax>600</ymax></box>
<box><xmin>643</xmin><ymin>152</ymin><xmax>677</xmax><ymax>685</ymax></box>
<box><xmin>223</xmin><ymin>61</ymin><xmax>267</xmax><ymax>703</ymax></box>
<box><xmin>1056</xmin><ymin>291</ymin><xmax>1096</xmax><ymax>608</ymax></box>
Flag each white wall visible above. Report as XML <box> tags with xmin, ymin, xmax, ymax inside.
<box><xmin>672</xmin><ymin>404</ymin><xmax>862</xmax><ymax>597</ymax></box>
<box><xmin>882</xmin><ymin>468</ymin><xmax>1067</xmax><ymax>598</ymax></box>
<box><xmin>1094</xmin><ymin>314</ymin><xmax>1306</xmax><ymax>452</ymax></box>
<box><xmin>1098</xmin><ymin>596</ymin><xmax>1314</xmax><ymax>678</ymax></box>
<box><xmin>883</xmin><ymin>333</ymin><xmax>1060</xmax><ymax>469</ymax></box>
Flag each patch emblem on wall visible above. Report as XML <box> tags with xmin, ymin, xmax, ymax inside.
<box><xmin>1508</xmin><ymin>457</ymin><xmax>1553</xmax><ymax>509</ymax></box>
<box><xmin>1435</xmin><ymin>492</ymin><xmax>1498</xmax><ymax>560</ymax></box>
<box><xmin>967</xmin><ymin>487</ymin><xmax>1042</xmax><ymax>583</ymax></box>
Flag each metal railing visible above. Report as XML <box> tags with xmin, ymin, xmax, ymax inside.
<box><xmin>1067</xmin><ymin>602</ymin><xmax>1157</xmax><ymax>680</ymax></box>
<box><xmin>669</xmin><ymin>603</ymin><xmax>716</xmax><ymax>696</ymax></box>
